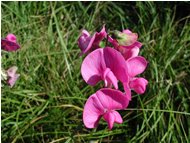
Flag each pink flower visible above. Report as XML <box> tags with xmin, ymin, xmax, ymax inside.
<box><xmin>6</xmin><ymin>66</ymin><xmax>20</xmax><ymax>87</ymax></box>
<box><xmin>81</xmin><ymin>47</ymin><xmax>129</xmax><ymax>93</ymax></box>
<box><xmin>108</xmin><ymin>29</ymin><xmax>142</xmax><ymax>60</ymax></box>
<box><xmin>124</xmin><ymin>56</ymin><xmax>148</xmax><ymax>95</ymax></box>
<box><xmin>1</xmin><ymin>33</ymin><xmax>20</xmax><ymax>51</ymax></box>
<box><xmin>83</xmin><ymin>88</ymin><xmax>129</xmax><ymax>130</ymax></box>
<box><xmin>6</xmin><ymin>34</ymin><xmax>17</xmax><ymax>43</ymax></box>
<box><xmin>78</xmin><ymin>25</ymin><xmax>107</xmax><ymax>55</ymax></box>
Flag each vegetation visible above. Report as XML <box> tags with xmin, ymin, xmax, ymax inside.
<box><xmin>1</xmin><ymin>1</ymin><xmax>190</xmax><ymax>142</ymax></box>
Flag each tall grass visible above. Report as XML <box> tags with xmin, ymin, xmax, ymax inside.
<box><xmin>1</xmin><ymin>2</ymin><xmax>190</xmax><ymax>143</ymax></box>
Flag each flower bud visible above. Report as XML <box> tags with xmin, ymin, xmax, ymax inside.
<box><xmin>113</xmin><ymin>30</ymin><xmax>138</xmax><ymax>46</ymax></box>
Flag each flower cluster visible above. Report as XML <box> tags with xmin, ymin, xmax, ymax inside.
<box><xmin>1</xmin><ymin>34</ymin><xmax>21</xmax><ymax>87</ymax></box>
<box><xmin>78</xmin><ymin>25</ymin><xmax>148</xmax><ymax>130</ymax></box>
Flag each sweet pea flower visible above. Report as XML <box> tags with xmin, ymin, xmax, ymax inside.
<box><xmin>108</xmin><ymin>29</ymin><xmax>142</xmax><ymax>60</ymax></box>
<box><xmin>6</xmin><ymin>66</ymin><xmax>20</xmax><ymax>87</ymax></box>
<box><xmin>78</xmin><ymin>25</ymin><xmax>107</xmax><ymax>55</ymax></box>
<box><xmin>81</xmin><ymin>47</ymin><xmax>130</xmax><ymax>97</ymax></box>
<box><xmin>83</xmin><ymin>88</ymin><xmax>129</xmax><ymax>130</ymax></box>
<box><xmin>124</xmin><ymin>56</ymin><xmax>148</xmax><ymax>95</ymax></box>
<box><xmin>1</xmin><ymin>33</ymin><xmax>20</xmax><ymax>51</ymax></box>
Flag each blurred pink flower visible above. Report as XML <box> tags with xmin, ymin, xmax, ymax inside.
<box><xmin>78</xmin><ymin>25</ymin><xmax>107</xmax><ymax>55</ymax></box>
<box><xmin>6</xmin><ymin>66</ymin><xmax>20</xmax><ymax>87</ymax></box>
<box><xmin>83</xmin><ymin>88</ymin><xmax>129</xmax><ymax>130</ymax></box>
<box><xmin>1</xmin><ymin>33</ymin><xmax>20</xmax><ymax>51</ymax></box>
<box><xmin>6</xmin><ymin>34</ymin><xmax>17</xmax><ymax>43</ymax></box>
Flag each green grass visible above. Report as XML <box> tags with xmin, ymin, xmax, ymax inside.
<box><xmin>1</xmin><ymin>1</ymin><xmax>190</xmax><ymax>143</ymax></box>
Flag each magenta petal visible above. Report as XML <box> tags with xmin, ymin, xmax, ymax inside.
<box><xmin>90</xmin><ymin>25</ymin><xmax>107</xmax><ymax>50</ymax></box>
<box><xmin>103</xmin><ymin>112</ymin><xmax>115</xmax><ymax>130</ymax></box>
<box><xmin>78</xmin><ymin>30</ymin><xmax>91</xmax><ymax>52</ymax></box>
<box><xmin>82</xmin><ymin>30</ymin><xmax>90</xmax><ymax>37</ymax></box>
<box><xmin>103</xmin><ymin>110</ymin><xmax>123</xmax><ymax>130</ymax></box>
<box><xmin>78</xmin><ymin>30</ymin><xmax>96</xmax><ymax>55</ymax></box>
<box><xmin>117</xmin><ymin>46</ymin><xmax>140</xmax><ymax>60</ymax></box>
<box><xmin>83</xmin><ymin>34</ymin><xmax>96</xmax><ymax>54</ymax></box>
<box><xmin>1</xmin><ymin>39</ymin><xmax>20</xmax><ymax>52</ymax></box>
<box><xmin>126</xmin><ymin>47</ymin><xmax>140</xmax><ymax>58</ymax></box>
<box><xmin>126</xmin><ymin>56</ymin><xmax>148</xmax><ymax>77</ymax></box>
<box><xmin>123</xmin><ymin>82</ymin><xmax>132</xmax><ymax>101</ymax></box>
<box><xmin>133</xmin><ymin>41</ymin><xmax>142</xmax><ymax>48</ymax></box>
<box><xmin>112</xmin><ymin>110</ymin><xmax>123</xmax><ymax>124</ymax></box>
<box><xmin>103</xmin><ymin>68</ymin><xmax>118</xmax><ymax>89</ymax></box>
<box><xmin>81</xmin><ymin>48</ymin><xmax>105</xmax><ymax>85</ymax></box>
<box><xmin>96</xmin><ymin>88</ymin><xmax>129</xmax><ymax>110</ymax></box>
<box><xmin>83</xmin><ymin>94</ymin><xmax>104</xmax><ymax>128</ymax></box>
<box><xmin>129</xmin><ymin>78</ymin><xmax>148</xmax><ymax>94</ymax></box>
<box><xmin>6</xmin><ymin>33</ymin><xmax>17</xmax><ymax>43</ymax></box>
<box><xmin>94</xmin><ymin>25</ymin><xmax>107</xmax><ymax>43</ymax></box>
<box><xmin>103</xmin><ymin>47</ymin><xmax>128</xmax><ymax>83</ymax></box>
